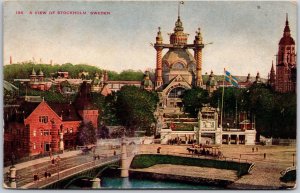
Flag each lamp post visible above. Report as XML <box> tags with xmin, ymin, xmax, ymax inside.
<box><xmin>56</xmin><ymin>156</ymin><xmax>61</xmax><ymax>180</ymax></box>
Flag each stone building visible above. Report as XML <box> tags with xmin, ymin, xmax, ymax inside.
<box><xmin>153</xmin><ymin>15</ymin><xmax>204</xmax><ymax>110</ymax></box>
<box><xmin>160</xmin><ymin>105</ymin><xmax>256</xmax><ymax>145</ymax></box>
<box><xmin>29</xmin><ymin>68</ymin><xmax>52</xmax><ymax>91</ymax></box>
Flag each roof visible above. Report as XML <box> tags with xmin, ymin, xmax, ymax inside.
<box><xmin>48</xmin><ymin>103</ymin><xmax>82</xmax><ymax>121</ymax></box>
<box><xmin>4</xmin><ymin>81</ymin><xmax>18</xmax><ymax>92</ymax></box>
<box><xmin>163</xmin><ymin>49</ymin><xmax>196</xmax><ymax>68</ymax></box>
<box><xmin>279</xmin><ymin>36</ymin><xmax>295</xmax><ymax>45</ymax></box>
<box><xmin>101</xmin><ymin>84</ymin><xmax>112</xmax><ymax>96</ymax></box>
<box><xmin>106</xmin><ymin>80</ymin><xmax>141</xmax><ymax>84</ymax></box>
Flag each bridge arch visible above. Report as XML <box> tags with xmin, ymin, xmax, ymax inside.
<box><xmin>63</xmin><ymin>164</ymin><xmax>119</xmax><ymax>189</ymax></box>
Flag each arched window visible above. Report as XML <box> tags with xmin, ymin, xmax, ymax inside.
<box><xmin>168</xmin><ymin>87</ymin><xmax>186</xmax><ymax>98</ymax></box>
<box><xmin>172</xmin><ymin>63</ymin><xmax>184</xmax><ymax>70</ymax></box>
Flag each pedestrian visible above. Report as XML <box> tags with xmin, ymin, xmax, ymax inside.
<box><xmin>48</xmin><ymin>172</ymin><xmax>51</xmax><ymax>177</ymax></box>
<box><xmin>256</xmin><ymin>147</ymin><xmax>258</xmax><ymax>152</ymax></box>
<box><xmin>252</xmin><ymin>147</ymin><xmax>254</xmax><ymax>152</ymax></box>
<box><xmin>157</xmin><ymin>147</ymin><xmax>161</xmax><ymax>154</ymax></box>
<box><xmin>264</xmin><ymin>153</ymin><xmax>266</xmax><ymax>159</ymax></box>
<box><xmin>34</xmin><ymin>174</ymin><xmax>38</xmax><ymax>181</ymax></box>
<box><xmin>44</xmin><ymin>171</ymin><xmax>48</xmax><ymax>178</ymax></box>
<box><xmin>114</xmin><ymin>150</ymin><xmax>116</xmax><ymax>156</ymax></box>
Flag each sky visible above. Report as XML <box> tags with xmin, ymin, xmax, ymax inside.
<box><xmin>3</xmin><ymin>0</ymin><xmax>297</xmax><ymax>78</ymax></box>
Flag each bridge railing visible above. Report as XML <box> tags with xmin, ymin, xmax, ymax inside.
<box><xmin>23</xmin><ymin>155</ymin><xmax>121</xmax><ymax>189</ymax></box>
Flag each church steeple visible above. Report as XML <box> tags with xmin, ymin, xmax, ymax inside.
<box><xmin>269</xmin><ymin>60</ymin><xmax>276</xmax><ymax>89</ymax></box>
<box><xmin>275</xmin><ymin>14</ymin><xmax>296</xmax><ymax>93</ymax></box>
<box><xmin>284</xmin><ymin>13</ymin><xmax>291</xmax><ymax>36</ymax></box>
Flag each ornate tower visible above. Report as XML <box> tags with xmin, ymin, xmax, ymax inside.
<box><xmin>275</xmin><ymin>14</ymin><xmax>296</xmax><ymax>93</ymax></box>
<box><xmin>153</xmin><ymin>2</ymin><xmax>207</xmax><ymax>90</ymax></box>
<box><xmin>154</xmin><ymin>27</ymin><xmax>163</xmax><ymax>89</ymax></box>
<box><xmin>194</xmin><ymin>28</ymin><xmax>204</xmax><ymax>86</ymax></box>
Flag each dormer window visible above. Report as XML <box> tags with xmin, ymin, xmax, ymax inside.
<box><xmin>39</xmin><ymin>116</ymin><xmax>48</xmax><ymax>123</ymax></box>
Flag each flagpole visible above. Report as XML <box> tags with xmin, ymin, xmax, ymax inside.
<box><xmin>220</xmin><ymin>68</ymin><xmax>225</xmax><ymax>129</ymax></box>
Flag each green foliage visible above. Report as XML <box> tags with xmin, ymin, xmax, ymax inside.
<box><xmin>108</xmin><ymin>70</ymin><xmax>144</xmax><ymax>81</ymax></box>
<box><xmin>4</xmin><ymin>63</ymin><xmax>102</xmax><ymax>81</ymax></box>
<box><xmin>182</xmin><ymin>83</ymin><xmax>296</xmax><ymax>138</ymax></box>
<box><xmin>101</xmin><ymin>93</ymin><xmax>121</xmax><ymax>126</ymax></box>
<box><xmin>116</xmin><ymin>86</ymin><xmax>158</xmax><ymax>136</ymax></box>
<box><xmin>210</xmin><ymin>87</ymin><xmax>244</xmax><ymax>115</ymax></box>
<box><xmin>131</xmin><ymin>154</ymin><xmax>252</xmax><ymax>177</ymax></box>
<box><xmin>239</xmin><ymin>84</ymin><xmax>296</xmax><ymax>138</ymax></box>
<box><xmin>4</xmin><ymin>63</ymin><xmax>144</xmax><ymax>81</ymax></box>
<box><xmin>77</xmin><ymin>122</ymin><xmax>97</xmax><ymax>146</ymax></box>
<box><xmin>182</xmin><ymin>87</ymin><xmax>209</xmax><ymax>117</ymax></box>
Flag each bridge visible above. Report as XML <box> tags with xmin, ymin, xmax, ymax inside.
<box><xmin>21</xmin><ymin>155</ymin><xmax>121</xmax><ymax>189</ymax></box>
<box><xmin>5</xmin><ymin>138</ymin><xmax>140</xmax><ymax>189</ymax></box>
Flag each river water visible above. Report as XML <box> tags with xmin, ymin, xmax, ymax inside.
<box><xmin>68</xmin><ymin>176</ymin><xmax>217</xmax><ymax>189</ymax></box>
<box><xmin>100</xmin><ymin>176</ymin><xmax>217</xmax><ymax>189</ymax></box>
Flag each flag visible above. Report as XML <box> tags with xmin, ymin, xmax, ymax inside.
<box><xmin>225</xmin><ymin>70</ymin><xmax>240</xmax><ymax>88</ymax></box>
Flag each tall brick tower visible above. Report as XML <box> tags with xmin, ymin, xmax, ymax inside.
<box><xmin>274</xmin><ymin>14</ymin><xmax>297</xmax><ymax>93</ymax></box>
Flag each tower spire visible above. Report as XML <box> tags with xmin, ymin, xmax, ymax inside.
<box><xmin>283</xmin><ymin>13</ymin><xmax>290</xmax><ymax>35</ymax></box>
<box><xmin>178</xmin><ymin>1</ymin><xmax>184</xmax><ymax>19</ymax></box>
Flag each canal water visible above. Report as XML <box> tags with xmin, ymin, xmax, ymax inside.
<box><xmin>68</xmin><ymin>176</ymin><xmax>217</xmax><ymax>189</ymax></box>
<box><xmin>100</xmin><ymin>176</ymin><xmax>217</xmax><ymax>189</ymax></box>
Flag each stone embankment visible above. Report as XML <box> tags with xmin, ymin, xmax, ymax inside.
<box><xmin>135</xmin><ymin>144</ymin><xmax>296</xmax><ymax>189</ymax></box>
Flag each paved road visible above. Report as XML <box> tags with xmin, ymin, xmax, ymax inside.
<box><xmin>4</xmin><ymin>146</ymin><xmax>121</xmax><ymax>188</ymax></box>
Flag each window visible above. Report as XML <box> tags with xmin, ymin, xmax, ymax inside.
<box><xmin>172</xmin><ymin>63</ymin><xmax>184</xmax><ymax>70</ymax></box>
<box><xmin>33</xmin><ymin>143</ymin><xmax>36</xmax><ymax>150</ymax></box>
<box><xmin>39</xmin><ymin>116</ymin><xmax>48</xmax><ymax>123</ymax></box>
<box><xmin>44</xmin><ymin>130</ymin><xmax>50</xmax><ymax>136</ymax></box>
<box><xmin>168</xmin><ymin>87</ymin><xmax>186</xmax><ymax>98</ymax></box>
<box><xmin>69</xmin><ymin>128</ymin><xmax>73</xmax><ymax>133</ymax></box>
<box><xmin>33</xmin><ymin>130</ymin><xmax>36</xmax><ymax>137</ymax></box>
<box><xmin>40</xmin><ymin>130</ymin><xmax>43</xmax><ymax>136</ymax></box>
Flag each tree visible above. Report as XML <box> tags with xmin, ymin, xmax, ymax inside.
<box><xmin>98</xmin><ymin>125</ymin><xmax>110</xmax><ymax>139</ymax></box>
<box><xmin>241</xmin><ymin>83</ymin><xmax>296</xmax><ymax>139</ymax></box>
<box><xmin>182</xmin><ymin>87</ymin><xmax>209</xmax><ymax>117</ymax></box>
<box><xmin>77</xmin><ymin>122</ymin><xmax>97</xmax><ymax>146</ymax></box>
<box><xmin>116</xmin><ymin>86</ymin><xmax>158</xmax><ymax>136</ymax></box>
